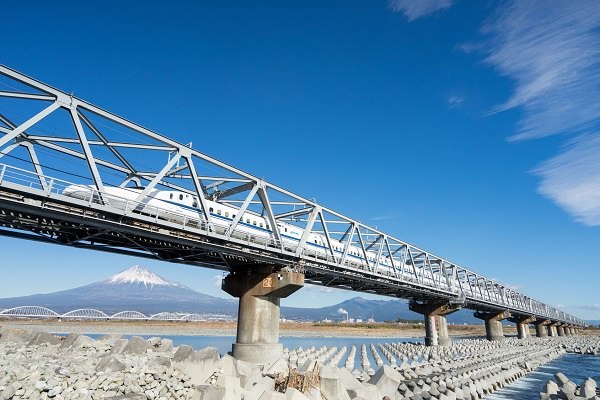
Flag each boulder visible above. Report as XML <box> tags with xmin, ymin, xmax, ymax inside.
<box><xmin>173</xmin><ymin>345</ymin><xmax>220</xmax><ymax>385</ymax></box>
<box><xmin>121</xmin><ymin>336</ymin><xmax>150</xmax><ymax>355</ymax></box>
<box><xmin>96</xmin><ymin>356</ymin><xmax>126</xmax><ymax>372</ymax></box>
<box><xmin>28</xmin><ymin>332</ymin><xmax>61</xmax><ymax>346</ymax></box>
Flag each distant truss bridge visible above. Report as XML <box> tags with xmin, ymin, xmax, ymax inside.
<box><xmin>0</xmin><ymin>306</ymin><xmax>232</xmax><ymax>322</ymax></box>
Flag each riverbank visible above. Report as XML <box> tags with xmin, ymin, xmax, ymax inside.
<box><xmin>0</xmin><ymin>318</ymin><xmax>490</xmax><ymax>338</ymax></box>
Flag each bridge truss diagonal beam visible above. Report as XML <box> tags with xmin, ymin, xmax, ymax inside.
<box><xmin>0</xmin><ymin>64</ymin><xmax>585</xmax><ymax>327</ymax></box>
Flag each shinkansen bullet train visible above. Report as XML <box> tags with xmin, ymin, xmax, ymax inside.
<box><xmin>62</xmin><ymin>185</ymin><xmax>443</xmax><ymax>283</ymax></box>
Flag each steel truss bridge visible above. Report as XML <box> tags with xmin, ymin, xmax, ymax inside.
<box><xmin>0</xmin><ymin>306</ymin><xmax>229</xmax><ymax>321</ymax></box>
<box><xmin>0</xmin><ymin>65</ymin><xmax>585</xmax><ymax>327</ymax></box>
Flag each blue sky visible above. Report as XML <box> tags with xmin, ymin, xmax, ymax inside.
<box><xmin>1</xmin><ymin>1</ymin><xmax>599</xmax><ymax>320</ymax></box>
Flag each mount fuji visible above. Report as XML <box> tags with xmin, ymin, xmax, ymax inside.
<box><xmin>0</xmin><ymin>265</ymin><xmax>238</xmax><ymax>315</ymax></box>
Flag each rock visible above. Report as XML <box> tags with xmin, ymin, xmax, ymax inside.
<box><xmin>28</xmin><ymin>332</ymin><xmax>62</xmax><ymax>346</ymax></box>
<box><xmin>192</xmin><ymin>385</ymin><xmax>227</xmax><ymax>400</ymax></box>
<box><xmin>368</xmin><ymin>365</ymin><xmax>403</xmax><ymax>398</ymax></box>
<box><xmin>104</xmin><ymin>395</ymin><xmax>146</xmax><ymax>400</ymax></box>
<box><xmin>173</xmin><ymin>346</ymin><xmax>220</xmax><ymax>385</ymax></box>
<box><xmin>96</xmin><ymin>356</ymin><xmax>126</xmax><ymax>372</ymax></box>
<box><xmin>2</xmin><ymin>384</ymin><xmax>16</xmax><ymax>400</ymax></box>
<box><xmin>121</xmin><ymin>336</ymin><xmax>151</xmax><ymax>355</ymax></box>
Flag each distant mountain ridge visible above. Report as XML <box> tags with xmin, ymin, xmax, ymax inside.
<box><xmin>0</xmin><ymin>265</ymin><xmax>237</xmax><ymax>315</ymax></box>
<box><xmin>1</xmin><ymin>265</ymin><xmax>590</xmax><ymax>325</ymax></box>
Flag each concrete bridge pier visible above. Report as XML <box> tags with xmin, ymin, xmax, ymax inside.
<box><xmin>409</xmin><ymin>301</ymin><xmax>460</xmax><ymax>346</ymax></box>
<box><xmin>508</xmin><ymin>315</ymin><xmax>535</xmax><ymax>339</ymax></box>
<box><xmin>222</xmin><ymin>266</ymin><xmax>304</xmax><ymax>366</ymax></box>
<box><xmin>534</xmin><ymin>320</ymin><xmax>550</xmax><ymax>338</ymax></box>
<box><xmin>474</xmin><ymin>310</ymin><xmax>510</xmax><ymax>341</ymax></box>
<box><xmin>548</xmin><ymin>323</ymin><xmax>558</xmax><ymax>337</ymax></box>
<box><xmin>557</xmin><ymin>324</ymin><xmax>566</xmax><ymax>336</ymax></box>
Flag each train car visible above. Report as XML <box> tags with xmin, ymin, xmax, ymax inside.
<box><xmin>62</xmin><ymin>184</ymin><xmax>409</xmax><ymax>274</ymax></box>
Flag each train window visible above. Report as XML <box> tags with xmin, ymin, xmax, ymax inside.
<box><xmin>266</xmin><ymin>224</ymin><xmax>270</xmax><ymax>230</ymax></box>
<box><xmin>314</xmin><ymin>239</ymin><xmax>317</xmax><ymax>244</ymax></box>
<box><xmin>169</xmin><ymin>193</ymin><xmax>173</xmax><ymax>200</ymax></box>
<box><xmin>259</xmin><ymin>222</ymin><xmax>263</xmax><ymax>228</ymax></box>
<box><xmin>209</xmin><ymin>207</ymin><xmax>214</xmax><ymax>213</ymax></box>
<box><xmin>246</xmin><ymin>218</ymin><xmax>250</xmax><ymax>223</ymax></box>
<box><xmin>232</xmin><ymin>214</ymin><xmax>236</xmax><ymax>219</ymax></box>
<box><xmin>253</xmin><ymin>220</ymin><xmax>257</xmax><ymax>226</ymax></box>
<box><xmin>225</xmin><ymin>212</ymin><xmax>229</xmax><ymax>218</ymax></box>
<box><xmin>179</xmin><ymin>194</ymin><xmax>183</xmax><ymax>201</ymax></box>
<box><xmin>285</xmin><ymin>227</ymin><xmax>288</xmax><ymax>232</ymax></box>
<box><xmin>192</xmin><ymin>197</ymin><xmax>198</xmax><ymax>208</ymax></box>
<box><xmin>217</xmin><ymin>209</ymin><xmax>222</xmax><ymax>215</ymax></box>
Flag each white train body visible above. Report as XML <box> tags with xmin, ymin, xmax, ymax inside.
<box><xmin>62</xmin><ymin>185</ymin><xmax>445</xmax><ymax>285</ymax></box>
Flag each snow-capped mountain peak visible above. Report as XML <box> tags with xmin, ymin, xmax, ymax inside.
<box><xmin>107</xmin><ymin>265</ymin><xmax>183</xmax><ymax>288</ymax></box>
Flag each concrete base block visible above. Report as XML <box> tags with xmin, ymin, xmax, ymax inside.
<box><xmin>216</xmin><ymin>375</ymin><xmax>242</xmax><ymax>400</ymax></box>
<box><xmin>368</xmin><ymin>365</ymin><xmax>403</xmax><ymax>398</ymax></box>
<box><xmin>338</xmin><ymin>367</ymin><xmax>364</xmax><ymax>391</ymax></box>
<box><xmin>233</xmin><ymin>343</ymin><xmax>283</xmax><ymax>366</ymax></box>
<box><xmin>347</xmin><ymin>383</ymin><xmax>382</xmax><ymax>399</ymax></box>
<box><xmin>258</xmin><ymin>391</ymin><xmax>286</xmax><ymax>400</ymax></box>
<box><xmin>236</xmin><ymin>359</ymin><xmax>263</xmax><ymax>388</ymax></box>
<box><xmin>192</xmin><ymin>385</ymin><xmax>226</xmax><ymax>400</ymax></box>
<box><xmin>173</xmin><ymin>345</ymin><xmax>220</xmax><ymax>385</ymax></box>
<box><xmin>319</xmin><ymin>365</ymin><xmax>352</xmax><ymax>400</ymax></box>
<box><xmin>285</xmin><ymin>388</ymin><xmax>310</xmax><ymax>400</ymax></box>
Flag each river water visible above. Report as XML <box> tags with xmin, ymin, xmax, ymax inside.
<box><xmin>487</xmin><ymin>353</ymin><xmax>600</xmax><ymax>400</ymax></box>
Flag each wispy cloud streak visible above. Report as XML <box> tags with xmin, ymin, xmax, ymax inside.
<box><xmin>389</xmin><ymin>0</ymin><xmax>453</xmax><ymax>21</ymax></box>
<box><xmin>482</xmin><ymin>1</ymin><xmax>600</xmax><ymax>225</ymax></box>
<box><xmin>483</xmin><ymin>1</ymin><xmax>600</xmax><ymax>140</ymax></box>
<box><xmin>535</xmin><ymin>134</ymin><xmax>600</xmax><ymax>225</ymax></box>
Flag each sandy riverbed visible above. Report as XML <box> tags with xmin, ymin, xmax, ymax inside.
<box><xmin>0</xmin><ymin>318</ymin><xmax>491</xmax><ymax>338</ymax></box>
<box><xmin>3</xmin><ymin>318</ymin><xmax>594</xmax><ymax>338</ymax></box>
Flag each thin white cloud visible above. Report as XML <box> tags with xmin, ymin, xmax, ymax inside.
<box><xmin>389</xmin><ymin>0</ymin><xmax>453</xmax><ymax>22</ymax></box>
<box><xmin>481</xmin><ymin>1</ymin><xmax>600</xmax><ymax>225</ymax></box>
<box><xmin>447</xmin><ymin>95</ymin><xmax>464</xmax><ymax>109</ymax></box>
<box><xmin>211</xmin><ymin>274</ymin><xmax>224</xmax><ymax>288</ymax></box>
<box><xmin>577</xmin><ymin>304</ymin><xmax>600</xmax><ymax>310</ymax></box>
<box><xmin>483</xmin><ymin>1</ymin><xmax>600</xmax><ymax>141</ymax></box>
<box><xmin>304</xmin><ymin>283</ymin><xmax>334</xmax><ymax>293</ymax></box>
<box><xmin>535</xmin><ymin>134</ymin><xmax>600</xmax><ymax>225</ymax></box>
